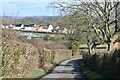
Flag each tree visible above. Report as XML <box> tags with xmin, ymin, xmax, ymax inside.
<box><xmin>80</xmin><ymin>0</ymin><xmax>120</xmax><ymax>51</ymax></box>
<box><xmin>66</xmin><ymin>28</ymin><xmax>81</xmax><ymax>56</ymax></box>
<box><xmin>50</xmin><ymin>1</ymin><xmax>99</xmax><ymax>54</ymax></box>
<box><xmin>50</xmin><ymin>0</ymin><xmax>120</xmax><ymax>52</ymax></box>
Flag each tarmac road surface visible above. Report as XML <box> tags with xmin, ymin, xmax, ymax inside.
<box><xmin>40</xmin><ymin>58</ymin><xmax>87</xmax><ymax>80</ymax></box>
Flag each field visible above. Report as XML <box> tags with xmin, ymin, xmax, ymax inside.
<box><xmin>18</xmin><ymin>31</ymin><xmax>108</xmax><ymax>49</ymax></box>
<box><xmin>80</xmin><ymin>44</ymin><xmax>107</xmax><ymax>48</ymax></box>
<box><xmin>18</xmin><ymin>31</ymin><xmax>65</xmax><ymax>38</ymax></box>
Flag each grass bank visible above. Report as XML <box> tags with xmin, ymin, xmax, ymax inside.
<box><xmin>79</xmin><ymin>60</ymin><xmax>106</xmax><ymax>80</ymax></box>
<box><xmin>28</xmin><ymin>68</ymin><xmax>45</xmax><ymax>78</ymax></box>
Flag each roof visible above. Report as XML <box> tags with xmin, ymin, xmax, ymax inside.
<box><xmin>43</xmin><ymin>26</ymin><xmax>49</xmax><ymax>29</ymax></box>
<box><xmin>24</xmin><ymin>24</ymin><xmax>34</xmax><ymax>27</ymax></box>
<box><xmin>34</xmin><ymin>25</ymin><xmax>40</xmax><ymax>30</ymax></box>
<box><xmin>29</xmin><ymin>24</ymin><xmax>34</xmax><ymax>27</ymax></box>
<box><xmin>15</xmin><ymin>24</ymin><xmax>22</xmax><ymax>27</ymax></box>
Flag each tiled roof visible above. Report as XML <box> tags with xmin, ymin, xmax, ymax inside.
<box><xmin>43</xmin><ymin>26</ymin><xmax>49</xmax><ymax>29</ymax></box>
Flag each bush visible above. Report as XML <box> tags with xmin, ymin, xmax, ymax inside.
<box><xmin>43</xmin><ymin>35</ymin><xmax>51</xmax><ymax>41</ymax></box>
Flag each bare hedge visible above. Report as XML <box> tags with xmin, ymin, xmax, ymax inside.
<box><xmin>83</xmin><ymin>49</ymin><xmax>120</xmax><ymax>79</ymax></box>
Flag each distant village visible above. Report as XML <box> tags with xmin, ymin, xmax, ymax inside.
<box><xmin>1</xmin><ymin>23</ymin><xmax>70</xmax><ymax>34</ymax></box>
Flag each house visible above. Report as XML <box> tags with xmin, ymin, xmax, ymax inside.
<box><xmin>9</xmin><ymin>24</ymin><xmax>14</xmax><ymax>28</ymax></box>
<box><xmin>34</xmin><ymin>25</ymin><xmax>45</xmax><ymax>32</ymax></box>
<box><xmin>14</xmin><ymin>24</ymin><xmax>35</xmax><ymax>30</ymax></box>
<box><xmin>14</xmin><ymin>24</ymin><xmax>24</xmax><ymax>30</ymax></box>
<box><xmin>41</xmin><ymin>24</ymin><xmax>53</xmax><ymax>32</ymax></box>
<box><xmin>34</xmin><ymin>25</ymin><xmax>53</xmax><ymax>32</ymax></box>
<box><xmin>53</xmin><ymin>26</ymin><xmax>60</xmax><ymax>33</ymax></box>
<box><xmin>39</xmin><ymin>25</ymin><xmax>43</xmax><ymax>32</ymax></box>
<box><xmin>22</xmin><ymin>24</ymin><xmax>34</xmax><ymax>31</ymax></box>
<box><xmin>63</xmin><ymin>27</ymin><xmax>68</xmax><ymax>34</ymax></box>
<box><xmin>41</xmin><ymin>25</ymin><xmax>49</xmax><ymax>32</ymax></box>
<box><xmin>2</xmin><ymin>24</ymin><xmax>9</xmax><ymax>28</ymax></box>
<box><xmin>1</xmin><ymin>24</ymin><xmax>15</xmax><ymax>29</ymax></box>
<box><xmin>34</xmin><ymin>25</ymin><xmax>40</xmax><ymax>31</ymax></box>
<box><xmin>1</xmin><ymin>24</ymin><xmax>4</xmax><ymax>28</ymax></box>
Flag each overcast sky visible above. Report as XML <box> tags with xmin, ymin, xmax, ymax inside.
<box><xmin>0</xmin><ymin>0</ymin><xmax>61</xmax><ymax>17</ymax></box>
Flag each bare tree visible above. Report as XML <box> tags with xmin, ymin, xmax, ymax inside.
<box><xmin>50</xmin><ymin>0</ymin><xmax>120</xmax><ymax>52</ymax></box>
<box><xmin>84</xmin><ymin>0</ymin><xmax>120</xmax><ymax>51</ymax></box>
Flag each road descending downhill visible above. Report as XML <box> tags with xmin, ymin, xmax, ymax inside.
<box><xmin>39</xmin><ymin>58</ymin><xmax>87</xmax><ymax>80</ymax></box>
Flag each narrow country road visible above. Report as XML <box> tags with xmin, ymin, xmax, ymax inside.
<box><xmin>40</xmin><ymin>58</ymin><xmax>87</xmax><ymax>80</ymax></box>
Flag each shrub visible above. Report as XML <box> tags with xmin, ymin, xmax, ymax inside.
<box><xmin>43</xmin><ymin>35</ymin><xmax>51</xmax><ymax>41</ymax></box>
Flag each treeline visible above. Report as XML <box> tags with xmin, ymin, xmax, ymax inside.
<box><xmin>1</xmin><ymin>16</ymin><xmax>59</xmax><ymax>25</ymax></box>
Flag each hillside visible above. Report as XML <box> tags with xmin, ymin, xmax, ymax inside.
<box><xmin>0</xmin><ymin>16</ymin><xmax>59</xmax><ymax>21</ymax></box>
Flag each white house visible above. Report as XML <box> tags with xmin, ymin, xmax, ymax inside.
<box><xmin>41</xmin><ymin>24</ymin><xmax>53</xmax><ymax>32</ymax></box>
<box><xmin>37</xmin><ymin>25</ymin><xmax>44</xmax><ymax>32</ymax></box>
<box><xmin>48</xmin><ymin>24</ymin><xmax>54</xmax><ymax>32</ymax></box>
<box><xmin>63</xmin><ymin>27</ymin><xmax>68</xmax><ymax>34</ymax></box>
<box><xmin>14</xmin><ymin>24</ymin><xmax>24</xmax><ymax>30</ymax></box>
<box><xmin>54</xmin><ymin>26</ymin><xmax>60</xmax><ymax>33</ymax></box>
<box><xmin>13</xmin><ymin>24</ymin><xmax>35</xmax><ymax>31</ymax></box>
<box><xmin>1</xmin><ymin>24</ymin><xmax>9</xmax><ymax>28</ymax></box>
<box><xmin>56</xmin><ymin>26</ymin><xmax>59</xmax><ymax>30</ymax></box>
<box><xmin>1</xmin><ymin>24</ymin><xmax>15</xmax><ymax>29</ymax></box>
<box><xmin>22</xmin><ymin>24</ymin><xmax>34</xmax><ymax>31</ymax></box>
<box><xmin>9</xmin><ymin>24</ymin><xmax>14</xmax><ymax>28</ymax></box>
<box><xmin>1</xmin><ymin>24</ymin><xmax>4</xmax><ymax>28</ymax></box>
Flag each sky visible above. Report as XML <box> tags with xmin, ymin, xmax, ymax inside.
<box><xmin>0</xmin><ymin>0</ymin><xmax>62</xmax><ymax>17</ymax></box>
<box><xmin>0</xmin><ymin>0</ymin><xmax>116</xmax><ymax>17</ymax></box>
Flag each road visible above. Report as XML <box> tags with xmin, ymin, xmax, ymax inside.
<box><xmin>39</xmin><ymin>58</ymin><xmax>87</xmax><ymax>80</ymax></box>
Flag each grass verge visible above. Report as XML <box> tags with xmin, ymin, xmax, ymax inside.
<box><xmin>79</xmin><ymin>60</ymin><xmax>106</xmax><ymax>80</ymax></box>
<box><xmin>29</xmin><ymin>68</ymin><xmax>45</xmax><ymax>78</ymax></box>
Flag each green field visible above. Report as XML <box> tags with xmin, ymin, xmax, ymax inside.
<box><xmin>33</xmin><ymin>32</ymin><xmax>64</xmax><ymax>37</ymax></box>
<box><xmin>80</xmin><ymin>44</ymin><xmax>107</xmax><ymax>48</ymax></box>
<box><xmin>18</xmin><ymin>31</ymin><xmax>64</xmax><ymax>38</ymax></box>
